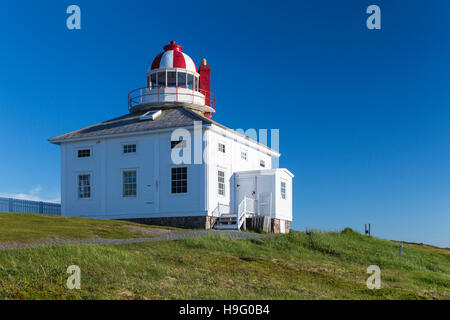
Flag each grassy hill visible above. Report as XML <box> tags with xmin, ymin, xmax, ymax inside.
<box><xmin>0</xmin><ymin>212</ymin><xmax>175</xmax><ymax>242</ymax></box>
<box><xmin>0</xmin><ymin>213</ymin><xmax>448</xmax><ymax>299</ymax></box>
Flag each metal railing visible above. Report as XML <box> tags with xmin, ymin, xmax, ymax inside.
<box><xmin>0</xmin><ymin>197</ymin><xmax>61</xmax><ymax>215</ymax></box>
<box><xmin>237</xmin><ymin>197</ymin><xmax>259</xmax><ymax>230</ymax></box>
<box><xmin>128</xmin><ymin>86</ymin><xmax>216</xmax><ymax>111</ymax></box>
<box><xmin>212</xmin><ymin>203</ymin><xmax>231</xmax><ymax>218</ymax></box>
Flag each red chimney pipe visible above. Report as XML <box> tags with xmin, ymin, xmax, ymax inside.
<box><xmin>199</xmin><ymin>58</ymin><xmax>212</xmax><ymax>118</ymax></box>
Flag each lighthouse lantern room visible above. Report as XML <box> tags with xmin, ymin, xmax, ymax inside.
<box><xmin>128</xmin><ymin>40</ymin><xmax>216</xmax><ymax>118</ymax></box>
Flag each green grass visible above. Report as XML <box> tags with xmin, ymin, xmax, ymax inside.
<box><xmin>0</xmin><ymin>212</ymin><xmax>176</xmax><ymax>242</ymax></box>
<box><xmin>0</xmin><ymin>218</ymin><xmax>448</xmax><ymax>300</ymax></box>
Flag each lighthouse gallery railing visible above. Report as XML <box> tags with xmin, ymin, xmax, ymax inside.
<box><xmin>128</xmin><ymin>86</ymin><xmax>216</xmax><ymax>112</ymax></box>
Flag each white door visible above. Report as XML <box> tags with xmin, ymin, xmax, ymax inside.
<box><xmin>142</xmin><ymin>166</ymin><xmax>155</xmax><ymax>212</ymax></box>
<box><xmin>141</xmin><ymin>141</ymin><xmax>157</xmax><ymax>213</ymax></box>
<box><xmin>235</xmin><ymin>176</ymin><xmax>256</xmax><ymax>214</ymax></box>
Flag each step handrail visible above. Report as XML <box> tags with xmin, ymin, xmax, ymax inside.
<box><xmin>237</xmin><ymin>197</ymin><xmax>257</xmax><ymax>230</ymax></box>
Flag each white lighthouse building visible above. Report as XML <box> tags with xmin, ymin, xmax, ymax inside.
<box><xmin>50</xmin><ymin>41</ymin><xmax>294</xmax><ymax>233</ymax></box>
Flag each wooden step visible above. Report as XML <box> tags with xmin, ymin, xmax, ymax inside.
<box><xmin>220</xmin><ymin>214</ymin><xmax>237</xmax><ymax>219</ymax></box>
<box><xmin>214</xmin><ymin>224</ymin><xmax>239</xmax><ymax>230</ymax></box>
<box><xmin>219</xmin><ymin>216</ymin><xmax>236</xmax><ymax>221</ymax></box>
<box><xmin>218</xmin><ymin>219</ymin><xmax>236</xmax><ymax>225</ymax></box>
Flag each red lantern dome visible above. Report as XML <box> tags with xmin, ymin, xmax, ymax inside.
<box><xmin>150</xmin><ymin>40</ymin><xmax>197</xmax><ymax>72</ymax></box>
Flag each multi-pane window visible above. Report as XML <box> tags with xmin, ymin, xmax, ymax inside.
<box><xmin>241</xmin><ymin>151</ymin><xmax>247</xmax><ymax>160</ymax></box>
<box><xmin>78</xmin><ymin>149</ymin><xmax>91</xmax><ymax>158</ymax></box>
<box><xmin>123</xmin><ymin>144</ymin><xmax>136</xmax><ymax>154</ymax></box>
<box><xmin>78</xmin><ymin>174</ymin><xmax>91</xmax><ymax>199</ymax></box>
<box><xmin>123</xmin><ymin>171</ymin><xmax>137</xmax><ymax>197</ymax></box>
<box><xmin>218</xmin><ymin>143</ymin><xmax>226</xmax><ymax>153</ymax></box>
<box><xmin>281</xmin><ymin>181</ymin><xmax>286</xmax><ymax>200</ymax></box>
<box><xmin>171</xmin><ymin>138</ymin><xmax>186</xmax><ymax>149</ymax></box>
<box><xmin>260</xmin><ymin>160</ymin><xmax>266</xmax><ymax>168</ymax></box>
<box><xmin>171</xmin><ymin>167</ymin><xmax>187</xmax><ymax>194</ymax></box>
<box><xmin>218</xmin><ymin>170</ymin><xmax>225</xmax><ymax>196</ymax></box>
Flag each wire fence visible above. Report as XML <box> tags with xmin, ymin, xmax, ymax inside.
<box><xmin>0</xmin><ymin>197</ymin><xmax>61</xmax><ymax>215</ymax></box>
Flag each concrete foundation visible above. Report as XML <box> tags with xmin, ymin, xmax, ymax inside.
<box><xmin>271</xmin><ymin>218</ymin><xmax>290</xmax><ymax>234</ymax></box>
<box><xmin>122</xmin><ymin>216</ymin><xmax>218</xmax><ymax>230</ymax></box>
<box><xmin>121</xmin><ymin>216</ymin><xmax>288</xmax><ymax>233</ymax></box>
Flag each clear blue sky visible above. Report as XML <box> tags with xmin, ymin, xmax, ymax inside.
<box><xmin>0</xmin><ymin>0</ymin><xmax>448</xmax><ymax>247</ymax></box>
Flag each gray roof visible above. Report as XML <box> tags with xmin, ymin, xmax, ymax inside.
<box><xmin>49</xmin><ymin>106</ymin><xmax>279</xmax><ymax>155</ymax></box>
<box><xmin>49</xmin><ymin>107</ymin><xmax>212</xmax><ymax>142</ymax></box>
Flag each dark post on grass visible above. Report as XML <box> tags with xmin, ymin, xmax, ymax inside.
<box><xmin>399</xmin><ymin>245</ymin><xmax>403</xmax><ymax>257</ymax></box>
<box><xmin>365</xmin><ymin>224</ymin><xmax>371</xmax><ymax>236</ymax></box>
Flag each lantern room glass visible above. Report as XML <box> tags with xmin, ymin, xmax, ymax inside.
<box><xmin>167</xmin><ymin>71</ymin><xmax>176</xmax><ymax>87</ymax></box>
<box><xmin>157</xmin><ymin>72</ymin><xmax>166</xmax><ymax>88</ymax></box>
<box><xmin>177</xmin><ymin>72</ymin><xmax>187</xmax><ymax>88</ymax></box>
<box><xmin>148</xmin><ymin>70</ymin><xmax>199</xmax><ymax>90</ymax></box>
<box><xmin>187</xmin><ymin>74</ymin><xmax>194</xmax><ymax>89</ymax></box>
<box><xmin>150</xmin><ymin>73</ymin><xmax>156</xmax><ymax>89</ymax></box>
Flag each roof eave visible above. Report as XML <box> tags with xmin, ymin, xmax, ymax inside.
<box><xmin>48</xmin><ymin>123</ymin><xmax>213</xmax><ymax>145</ymax></box>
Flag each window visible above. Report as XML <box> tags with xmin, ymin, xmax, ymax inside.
<box><xmin>167</xmin><ymin>71</ymin><xmax>176</xmax><ymax>87</ymax></box>
<box><xmin>241</xmin><ymin>151</ymin><xmax>247</xmax><ymax>160</ymax></box>
<box><xmin>157</xmin><ymin>71</ymin><xmax>166</xmax><ymax>88</ymax></box>
<box><xmin>78</xmin><ymin>149</ymin><xmax>91</xmax><ymax>158</ymax></box>
<box><xmin>140</xmin><ymin>109</ymin><xmax>162</xmax><ymax>121</ymax></box>
<box><xmin>123</xmin><ymin>144</ymin><xmax>136</xmax><ymax>154</ymax></box>
<box><xmin>171</xmin><ymin>138</ymin><xmax>186</xmax><ymax>149</ymax></box>
<box><xmin>195</xmin><ymin>76</ymin><xmax>199</xmax><ymax>90</ymax></box>
<box><xmin>171</xmin><ymin>167</ymin><xmax>187</xmax><ymax>194</ymax></box>
<box><xmin>281</xmin><ymin>181</ymin><xmax>286</xmax><ymax>200</ymax></box>
<box><xmin>177</xmin><ymin>71</ymin><xmax>186</xmax><ymax>88</ymax></box>
<box><xmin>78</xmin><ymin>174</ymin><xmax>91</xmax><ymax>199</ymax></box>
<box><xmin>150</xmin><ymin>73</ymin><xmax>157</xmax><ymax>89</ymax></box>
<box><xmin>218</xmin><ymin>143</ymin><xmax>226</xmax><ymax>153</ymax></box>
<box><xmin>260</xmin><ymin>160</ymin><xmax>265</xmax><ymax>168</ymax></box>
<box><xmin>123</xmin><ymin>171</ymin><xmax>137</xmax><ymax>197</ymax></box>
<box><xmin>187</xmin><ymin>73</ymin><xmax>194</xmax><ymax>89</ymax></box>
<box><xmin>218</xmin><ymin>170</ymin><xmax>225</xmax><ymax>196</ymax></box>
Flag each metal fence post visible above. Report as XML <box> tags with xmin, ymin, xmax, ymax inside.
<box><xmin>8</xmin><ymin>198</ymin><xmax>13</xmax><ymax>212</ymax></box>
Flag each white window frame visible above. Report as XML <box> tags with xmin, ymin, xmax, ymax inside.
<box><xmin>281</xmin><ymin>180</ymin><xmax>287</xmax><ymax>200</ymax></box>
<box><xmin>122</xmin><ymin>169</ymin><xmax>138</xmax><ymax>198</ymax></box>
<box><xmin>171</xmin><ymin>137</ymin><xmax>187</xmax><ymax>149</ymax></box>
<box><xmin>218</xmin><ymin>142</ymin><xmax>226</xmax><ymax>154</ymax></box>
<box><xmin>170</xmin><ymin>166</ymin><xmax>188</xmax><ymax>195</ymax></box>
<box><xmin>260</xmin><ymin>160</ymin><xmax>266</xmax><ymax>168</ymax></box>
<box><xmin>217</xmin><ymin>170</ymin><xmax>225</xmax><ymax>197</ymax></box>
<box><xmin>122</xmin><ymin>142</ymin><xmax>137</xmax><ymax>155</ymax></box>
<box><xmin>240</xmin><ymin>149</ymin><xmax>248</xmax><ymax>161</ymax></box>
<box><xmin>77</xmin><ymin>172</ymin><xmax>92</xmax><ymax>200</ymax></box>
<box><xmin>76</xmin><ymin>147</ymin><xmax>92</xmax><ymax>159</ymax></box>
